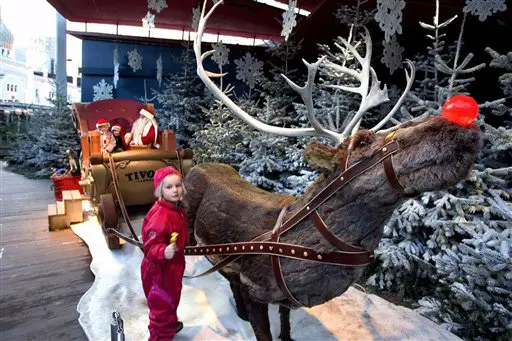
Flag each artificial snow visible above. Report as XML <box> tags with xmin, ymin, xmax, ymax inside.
<box><xmin>463</xmin><ymin>0</ymin><xmax>507</xmax><ymax>22</ymax></box>
<box><xmin>92</xmin><ymin>79</ymin><xmax>114</xmax><ymax>101</ymax></box>
<box><xmin>211</xmin><ymin>42</ymin><xmax>230</xmax><ymax>68</ymax></box>
<box><xmin>148</xmin><ymin>0</ymin><xmax>168</xmax><ymax>14</ymax></box>
<box><xmin>281</xmin><ymin>0</ymin><xmax>297</xmax><ymax>41</ymax></box>
<box><xmin>381</xmin><ymin>35</ymin><xmax>404</xmax><ymax>75</ymax></box>
<box><xmin>73</xmin><ymin>215</ymin><xmax>462</xmax><ymax>341</ymax></box>
<box><xmin>234</xmin><ymin>52</ymin><xmax>264</xmax><ymax>90</ymax></box>
<box><xmin>113</xmin><ymin>47</ymin><xmax>119</xmax><ymax>89</ymax></box>
<box><xmin>374</xmin><ymin>0</ymin><xmax>406</xmax><ymax>42</ymax></box>
<box><xmin>127</xmin><ymin>49</ymin><xmax>143</xmax><ymax>73</ymax></box>
<box><xmin>142</xmin><ymin>11</ymin><xmax>156</xmax><ymax>29</ymax></box>
<box><xmin>156</xmin><ymin>55</ymin><xmax>163</xmax><ymax>87</ymax></box>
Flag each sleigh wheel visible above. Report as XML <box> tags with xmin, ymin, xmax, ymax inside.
<box><xmin>98</xmin><ymin>193</ymin><xmax>120</xmax><ymax>249</ymax></box>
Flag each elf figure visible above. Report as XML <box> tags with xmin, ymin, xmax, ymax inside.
<box><xmin>96</xmin><ymin>119</ymin><xmax>116</xmax><ymax>154</ymax></box>
<box><xmin>111</xmin><ymin>124</ymin><xmax>127</xmax><ymax>152</ymax></box>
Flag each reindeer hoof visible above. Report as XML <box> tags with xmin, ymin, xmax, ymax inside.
<box><xmin>279</xmin><ymin>335</ymin><xmax>294</xmax><ymax>341</ymax></box>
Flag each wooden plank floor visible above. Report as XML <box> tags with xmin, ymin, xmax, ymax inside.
<box><xmin>0</xmin><ymin>166</ymin><xmax>93</xmax><ymax>341</ymax></box>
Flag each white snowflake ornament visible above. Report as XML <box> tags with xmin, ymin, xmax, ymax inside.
<box><xmin>142</xmin><ymin>11</ymin><xmax>155</xmax><ymax>29</ymax></box>
<box><xmin>148</xmin><ymin>0</ymin><xmax>167</xmax><ymax>13</ymax></box>
<box><xmin>281</xmin><ymin>0</ymin><xmax>297</xmax><ymax>41</ymax></box>
<box><xmin>191</xmin><ymin>5</ymin><xmax>201</xmax><ymax>31</ymax></box>
<box><xmin>93</xmin><ymin>79</ymin><xmax>114</xmax><ymax>101</ymax></box>
<box><xmin>113</xmin><ymin>47</ymin><xmax>119</xmax><ymax>89</ymax></box>
<box><xmin>211</xmin><ymin>42</ymin><xmax>230</xmax><ymax>67</ymax></box>
<box><xmin>375</xmin><ymin>0</ymin><xmax>406</xmax><ymax>42</ymax></box>
<box><xmin>381</xmin><ymin>35</ymin><xmax>404</xmax><ymax>75</ymax></box>
<box><xmin>234</xmin><ymin>52</ymin><xmax>264</xmax><ymax>89</ymax></box>
<box><xmin>463</xmin><ymin>0</ymin><xmax>507</xmax><ymax>22</ymax></box>
<box><xmin>156</xmin><ymin>55</ymin><xmax>163</xmax><ymax>87</ymax></box>
<box><xmin>127</xmin><ymin>49</ymin><xmax>143</xmax><ymax>72</ymax></box>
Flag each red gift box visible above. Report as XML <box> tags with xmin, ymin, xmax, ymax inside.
<box><xmin>51</xmin><ymin>174</ymin><xmax>84</xmax><ymax>202</ymax></box>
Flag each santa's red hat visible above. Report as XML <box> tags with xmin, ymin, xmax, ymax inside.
<box><xmin>140</xmin><ymin>108</ymin><xmax>155</xmax><ymax>119</ymax></box>
<box><xmin>96</xmin><ymin>118</ymin><xmax>110</xmax><ymax>129</ymax></box>
<box><xmin>111</xmin><ymin>124</ymin><xmax>122</xmax><ymax>132</ymax></box>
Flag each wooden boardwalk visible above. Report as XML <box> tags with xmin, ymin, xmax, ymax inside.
<box><xmin>0</xmin><ymin>166</ymin><xmax>93</xmax><ymax>341</ymax></box>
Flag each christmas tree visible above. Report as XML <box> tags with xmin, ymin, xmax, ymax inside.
<box><xmin>7</xmin><ymin>94</ymin><xmax>81</xmax><ymax>178</ymax></box>
<box><xmin>238</xmin><ymin>40</ymin><xmax>317</xmax><ymax>195</ymax></box>
<box><xmin>155</xmin><ymin>43</ymin><xmax>209</xmax><ymax>147</ymax></box>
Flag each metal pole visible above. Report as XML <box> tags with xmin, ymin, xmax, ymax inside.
<box><xmin>56</xmin><ymin>12</ymin><xmax>67</xmax><ymax>102</ymax></box>
<box><xmin>110</xmin><ymin>311</ymin><xmax>125</xmax><ymax>341</ymax></box>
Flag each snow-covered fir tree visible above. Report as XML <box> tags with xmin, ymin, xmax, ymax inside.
<box><xmin>238</xmin><ymin>40</ymin><xmax>317</xmax><ymax>195</ymax></box>
<box><xmin>190</xmin><ymin>98</ymin><xmax>256</xmax><ymax>167</ymax></box>
<box><xmin>155</xmin><ymin>43</ymin><xmax>209</xmax><ymax>147</ymax></box>
<box><xmin>364</xmin><ymin>8</ymin><xmax>511</xmax><ymax>339</ymax></box>
<box><xmin>7</xmin><ymin>94</ymin><xmax>81</xmax><ymax>178</ymax></box>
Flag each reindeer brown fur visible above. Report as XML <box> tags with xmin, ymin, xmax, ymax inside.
<box><xmin>185</xmin><ymin>2</ymin><xmax>482</xmax><ymax>339</ymax></box>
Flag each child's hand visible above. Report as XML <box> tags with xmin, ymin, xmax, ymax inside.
<box><xmin>164</xmin><ymin>244</ymin><xmax>178</xmax><ymax>260</ymax></box>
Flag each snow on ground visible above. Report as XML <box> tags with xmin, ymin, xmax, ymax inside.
<box><xmin>73</xmin><ymin>216</ymin><xmax>461</xmax><ymax>341</ymax></box>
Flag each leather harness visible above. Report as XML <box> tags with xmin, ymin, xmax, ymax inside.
<box><xmin>107</xmin><ymin>138</ymin><xmax>405</xmax><ymax>307</ymax></box>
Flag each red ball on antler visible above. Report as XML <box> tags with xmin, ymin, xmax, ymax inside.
<box><xmin>441</xmin><ymin>94</ymin><xmax>479</xmax><ymax>127</ymax></box>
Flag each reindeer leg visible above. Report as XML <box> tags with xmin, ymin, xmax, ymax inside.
<box><xmin>241</xmin><ymin>289</ymin><xmax>272</xmax><ymax>341</ymax></box>
<box><xmin>229</xmin><ymin>281</ymin><xmax>249</xmax><ymax>321</ymax></box>
<box><xmin>279</xmin><ymin>305</ymin><xmax>293</xmax><ymax>341</ymax></box>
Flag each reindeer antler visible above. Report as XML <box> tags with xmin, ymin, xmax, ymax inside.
<box><xmin>195</xmin><ymin>1</ymin><xmax>415</xmax><ymax>146</ymax></box>
<box><xmin>194</xmin><ymin>0</ymin><xmax>342</xmax><ymax>144</ymax></box>
<box><xmin>321</xmin><ymin>28</ymin><xmax>415</xmax><ymax>137</ymax></box>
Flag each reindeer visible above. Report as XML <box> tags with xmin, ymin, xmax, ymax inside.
<box><xmin>183</xmin><ymin>1</ymin><xmax>482</xmax><ymax>340</ymax></box>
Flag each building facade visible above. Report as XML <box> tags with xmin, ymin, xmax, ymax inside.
<box><xmin>0</xmin><ymin>16</ymin><xmax>80</xmax><ymax>106</ymax></box>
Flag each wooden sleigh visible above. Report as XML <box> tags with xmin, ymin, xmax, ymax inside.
<box><xmin>72</xmin><ymin>99</ymin><xmax>194</xmax><ymax>248</ymax></box>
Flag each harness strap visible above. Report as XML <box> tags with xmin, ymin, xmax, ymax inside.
<box><xmin>383</xmin><ymin>155</ymin><xmax>405</xmax><ymax>195</ymax></box>
<box><xmin>271</xmin><ymin>206</ymin><xmax>303</xmax><ymax>306</ymax></box>
<box><xmin>184</xmin><ymin>212</ymin><xmax>285</xmax><ymax>278</ymax></box>
<box><xmin>272</xmin><ymin>140</ymin><xmax>401</xmax><ymax>238</ymax></box>
<box><xmin>310</xmin><ymin>210</ymin><xmax>367</xmax><ymax>252</ymax></box>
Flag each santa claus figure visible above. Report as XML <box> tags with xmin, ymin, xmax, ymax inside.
<box><xmin>111</xmin><ymin>124</ymin><xmax>128</xmax><ymax>152</ymax></box>
<box><xmin>125</xmin><ymin>108</ymin><xmax>159</xmax><ymax>148</ymax></box>
<box><xmin>96</xmin><ymin>119</ymin><xmax>116</xmax><ymax>154</ymax></box>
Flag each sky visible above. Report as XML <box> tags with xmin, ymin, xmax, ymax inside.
<box><xmin>0</xmin><ymin>0</ymin><xmax>82</xmax><ymax>77</ymax></box>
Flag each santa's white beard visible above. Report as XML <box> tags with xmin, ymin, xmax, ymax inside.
<box><xmin>131</xmin><ymin>117</ymin><xmax>150</xmax><ymax>141</ymax></box>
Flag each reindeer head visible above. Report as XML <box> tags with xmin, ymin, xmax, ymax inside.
<box><xmin>305</xmin><ymin>116</ymin><xmax>481</xmax><ymax>197</ymax></box>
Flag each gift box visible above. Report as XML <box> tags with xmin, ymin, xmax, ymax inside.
<box><xmin>51</xmin><ymin>173</ymin><xmax>84</xmax><ymax>202</ymax></box>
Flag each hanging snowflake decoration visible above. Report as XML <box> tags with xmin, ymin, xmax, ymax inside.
<box><xmin>191</xmin><ymin>5</ymin><xmax>201</xmax><ymax>31</ymax></box>
<box><xmin>281</xmin><ymin>0</ymin><xmax>297</xmax><ymax>41</ymax></box>
<box><xmin>93</xmin><ymin>79</ymin><xmax>114</xmax><ymax>101</ymax></box>
<box><xmin>127</xmin><ymin>48</ymin><xmax>143</xmax><ymax>72</ymax></box>
<box><xmin>156</xmin><ymin>55</ymin><xmax>163</xmax><ymax>87</ymax></box>
<box><xmin>463</xmin><ymin>0</ymin><xmax>507</xmax><ymax>22</ymax></box>
<box><xmin>142</xmin><ymin>11</ymin><xmax>155</xmax><ymax>29</ymax></box>
<box><xmin>113</xmin><ymin>47</ymin><xmax>119</xmax><ymax>89</ymax></box>
<box><xmin>375</xmin><ymin>0</ymin><xmax>406</xmax><ymax>42</ymax></box>
<box><xmin>234</xmin><ymin>52</ymin><xmax>264</xmax><ymax>89</ymax></box>
<box><xmin>381</xmin><ymin>35</ymin><xmax>404</xmax><ymax>75</ymax></box>
<box><xmin>148</xmin><ymin>0</ymin><xmax>167</xmax><ymax>13</ymax></box>
<box><xmin>211</xmin><ymin>42</ymin><xmax>230</xmax><ymax>67</ymax></box>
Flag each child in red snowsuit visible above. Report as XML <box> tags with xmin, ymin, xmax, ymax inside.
<box><xmin>141</xmin><ymin>166</ymin><xmax>188</xmax><ymax>341</ymax></box>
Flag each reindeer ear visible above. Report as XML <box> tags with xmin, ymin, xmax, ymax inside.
<box><xmin>304</xmin><ymin>142</ymin><xmax>338</xmax><ymax>172</ymax></box>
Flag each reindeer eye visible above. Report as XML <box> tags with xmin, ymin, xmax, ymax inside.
<box><xmin>355</xmin><ymin>139</ymin><xmax>369</xmax><ymax>148</ymax></box>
